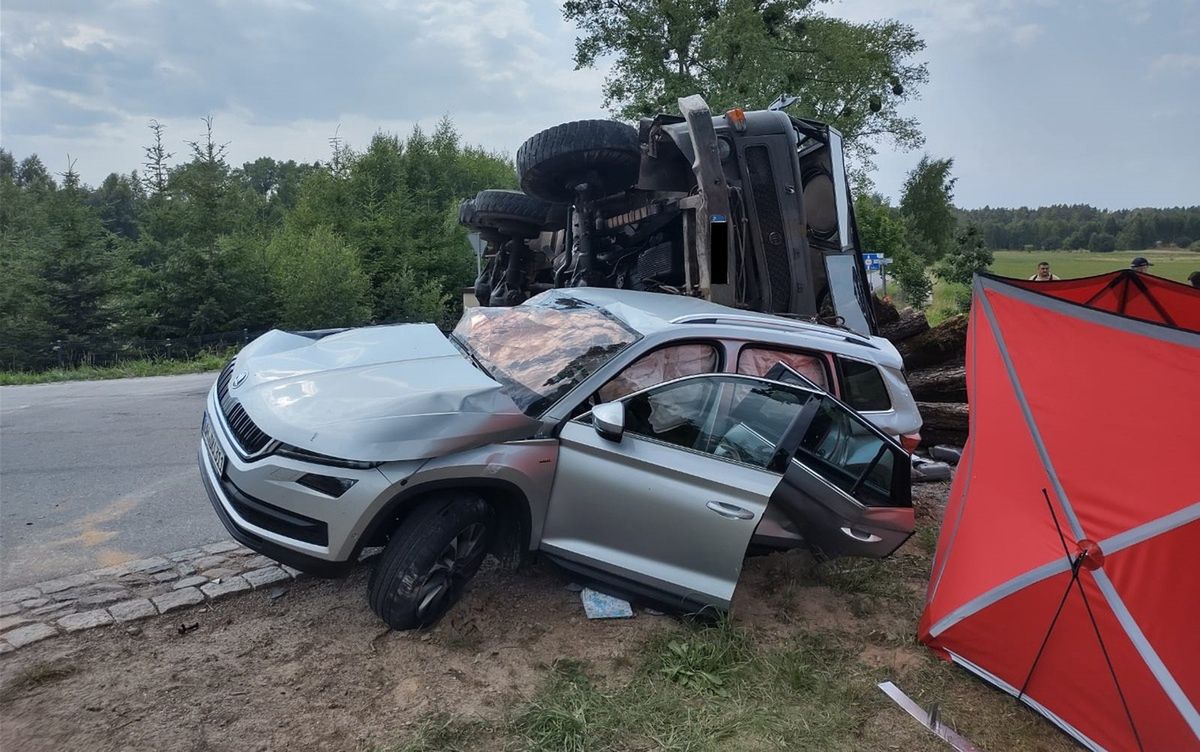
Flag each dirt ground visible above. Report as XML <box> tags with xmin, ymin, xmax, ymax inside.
<box><xmin>0</xmin><ymin>482</ymin><xmax>1076</xmax><ymax>752</ymax></box>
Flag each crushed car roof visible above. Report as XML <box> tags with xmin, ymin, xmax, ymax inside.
<box><xmin>531</xmin><ymin>287</ymin><xmax>902</xmax><ymax>369</ymax></box>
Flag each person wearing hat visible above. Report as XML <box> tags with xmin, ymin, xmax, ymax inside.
<box><xmin>1130</xmin><ymin>256</ymin><xmax>1153</xmax><ymax>273</ymax></box>
<box><xmin>1189</xmin><ymin>270</ymin><xmax>1200</xmax><ymax>289</ymax></box>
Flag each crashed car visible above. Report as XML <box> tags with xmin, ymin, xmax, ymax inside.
<box><xmin>199</xmin><ymin>289</ymin><xmax>918</xmax><ymax>629</ymax></box>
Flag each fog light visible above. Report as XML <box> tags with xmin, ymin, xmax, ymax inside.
<box><xmin>296</xmin><ymin>474</ymin><xmax>356</xmax><ymax>498</ymax></box>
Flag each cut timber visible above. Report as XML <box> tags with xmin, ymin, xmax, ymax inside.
<box><xmin>880</xmin><ymin>308</ymin><xmax>929</xmax><ymax>343</ymax></box>
<box><xmin>898</xmin><ymin>314</ymin><xmax>967</xmax><ymax>370</ymax></box>
<box><xmin>917</xmin><ymin>401</ymin><xmax>969</xmax><ymax>448</ymax></box>
<box><xmin>873</xmin><ymin>297</ymin><xmax>900</xmax><ymax>327</ymax></box>
<box><xmin>906</xmin><ymin>365</ymin><xmax>967</xmax><ymax>403</ymax></box>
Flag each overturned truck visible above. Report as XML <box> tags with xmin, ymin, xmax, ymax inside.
<box><xmin>460</xmin><ymin>95</ymin><xmax>879</xmax><ymax>337</ymax></box>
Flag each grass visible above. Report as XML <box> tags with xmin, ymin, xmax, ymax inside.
<box><xmin>0</xmin><ymin>349</ymin><xmax>233</xmax><ymax>386</ymax></box>
<box><xmin>920</xmin><ymin>248</ymin><xmax>1198</xmax><ymax>322</ymax></box>
<box><xmin>380</xmin><ymin>548</ymin><xmax>1075</xmax><ymax>752</ymax></box>
<box><xmin>989</xmin><ymin>248</ymin><xmax>1196</xmax><ymax>283</ymax></box>
<box><xmin>0</xmin><ymin>660</ymin><xmax>79</xmax><ymax>703</ymax></box>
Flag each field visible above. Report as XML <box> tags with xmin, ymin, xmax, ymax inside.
<box><xmin>988</xmin><ymin>248</ymin><xmax>1196</xmax><ymax>283</ymax></box>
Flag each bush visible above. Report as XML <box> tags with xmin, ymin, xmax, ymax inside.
<box><xmin>891</xmin><ymin>248</ymin><xmax>932</xmax><ymax>309</ymax></box>
<box><xmin>1189</xmin><ymin>239</ymin><xmax>1200</xmax><ymax>253</ymax></box>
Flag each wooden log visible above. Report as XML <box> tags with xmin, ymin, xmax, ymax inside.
<box><xmin>906</xmin><ymin>365</ymin><xmax>967</xmax><ymax>403</ymax></box>
<box><xmin>898</xmin><ymin>314</ymin><xmax>967</xmax><ymax>370</ymax></box>
<box><xmin>873</xmin><ymin>296</ymin><xmax>900</xmax><ymax>327</ymax></box>
<box><xmin>917</xmin><ymin>401</ymin><xmax>969</xmax><ymax>448</ymax></box>
<box><xmin>880</xmin><ymin>308</ymin><xmax>930</xmax><ymax>343</ymax></box>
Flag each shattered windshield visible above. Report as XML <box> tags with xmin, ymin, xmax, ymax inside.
<box><xmin>451</xmin><ymin>296</ymin><xmax>640</xmax><ymax>415</ymax></box>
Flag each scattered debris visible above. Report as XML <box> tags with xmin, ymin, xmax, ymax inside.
<box><xmin>581</xmin><ymin>588</ymin><xmax>633</xmax><ymax>619</ymax></box>
<box><xmin>176</xmin><ymin>622</ymin><xmax>199</xmax><ymax>635</ymax></box>
<box><xmin>125</xmin><ymin>626</ymin><xmax>142</xmax><ymax>637</ymax></box>
<box><xmin>911</xmin><ymin>457</ymin><xmax>953</xmax><ymax>482</ymax></box>
<box><xmin>268</xmin><ymin>586</ymin><xmax>288</xmax><ymax>601</ymax></box>
<box><xmin>929</xmin><ymin>445</ymin><xmax>963</xmax><ymax>465</ymax></box>
<box><xmin>878</xmin><ymin>681</ymin><xmax>980</xmax><ymax>752</ymax></box>
<box><xmin>563</xmin><ymin>582</ymin><xmax>583</xmax><ymax>593</ymax></box>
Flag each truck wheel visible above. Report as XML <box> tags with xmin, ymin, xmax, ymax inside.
<box><xmin>461</xmin><ymin>189</ymin><xmax>562</xmax><ymax>236</ymax></box>
<box><xmin>368</xmin><ymin>492</ymin><xmax>494</xmax><ymax>630</ymax></box>
<box><xmin>517</xmin><ymin>120</ymin><xmax>641</xmax><ymax>204</ymax></box>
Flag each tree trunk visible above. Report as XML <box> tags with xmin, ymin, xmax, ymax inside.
<box><xmin>906</xmin><ymin>365</ymin><xmax>967</xmax><ymax>403</ymax></box>
<box><xmin>917</xmin><ymin>401</ymin><xmax>969</xmax><ymax>447</ymax></box>
<box><xmin>899</xmin><ymin>314</ymin><xmax>967</xmax><ymax>370</ymax></box>
<box><xmin>873</xmin><ymin>296</ymin><xmax>900</xmax><ymax>327</ymax></box>
<box><xmin>880</xmin><ymin>308</ymin><xmax>929</xmax><ymax>343</ymax></box>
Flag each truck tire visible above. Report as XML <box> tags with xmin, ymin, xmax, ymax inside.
<box><xmin>368</xmin><ymin>492</ymin><xmax>494</xmax><ymax>630</ymax></box>
<box><xmin>461</xmin><ymin>189</ymin><xmax>562</xmax><ymax>234</ymax></box>
<box><xmin>517</xmin><ymin>120</ymin><xmax>641</xmax><ymax>204</ymax></box>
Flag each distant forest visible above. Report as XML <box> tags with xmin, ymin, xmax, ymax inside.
<box><xmin>957</xmin><ymin>205</ymin><xmax>1200</xmax><ymax>253</ymax></box>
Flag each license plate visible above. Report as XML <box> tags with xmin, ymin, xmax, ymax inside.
<box><xmin>202</xmin><ymin>413</ymin><xmax>227</xmax><ymax>477</ymax></box>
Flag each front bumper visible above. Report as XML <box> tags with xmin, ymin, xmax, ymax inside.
<box><xmin>199</xmin><ymin>386</ymin><xmax>419</xmax><ymax>567</ymax></box>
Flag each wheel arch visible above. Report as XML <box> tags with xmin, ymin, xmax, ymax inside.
<box><xmin>357</xmin><ymin>478</ymin><xmax>534</xmax><ymax>569</ymax></box>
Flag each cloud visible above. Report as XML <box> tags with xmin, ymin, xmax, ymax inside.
<box><xmin>1011</xmin><ymin>23</ymin><xmax>1043</xmax><ymax>46</ymax></box>
<box><xmin>1151</xmin><ymin>52</ymin><xmax>1200</xmax><ymax>72</ymax></box>
<box><xmin>0</xmin><ymin>0</ymin><xmax>610</xmax><ymax>182</ymax></box>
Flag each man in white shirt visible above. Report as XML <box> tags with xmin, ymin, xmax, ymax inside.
<box><xmin>1029</xmin><ymin>261</ymin><xmax>1060</xmax><ymax>281</ymax></box>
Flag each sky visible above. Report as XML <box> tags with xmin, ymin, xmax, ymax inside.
<box><xmin>1</xmin><ymin>0</ymin><xmax>1197</xmax><ymax>209</ymax></box>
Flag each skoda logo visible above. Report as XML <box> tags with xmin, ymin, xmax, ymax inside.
<box><xmin>231</xmin><ymin>371</ymin><xmax>247</xmax><ymax>389</ymax></box>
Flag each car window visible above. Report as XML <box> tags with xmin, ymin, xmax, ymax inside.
<box><xmin>621</xmin><ymin>375</ymin><xmax>812</xmax><ymax>469</ymax></box>
<box><xmin>737</xmin><ymin>346</ymin><xmax>829</xmax><ymax>390</ymax></box>
<box><xmin>839</xmin><ymin>357</ymin><xmax>891</xmax><ymax>411</ymax></box>
<box><xmin>597</xmin><ymin>343</ymin><xmax>719</xmax><ymax>403</ymax></box>
<box><xmin>796</xmin><ymin>396</ymin><xmax>902</xmax><ymax>505</ymax></box>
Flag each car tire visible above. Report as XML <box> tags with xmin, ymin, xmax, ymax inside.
<box><xmin>367</xmin><ymin>492</ymin><xmax>494</xmax><ymax>630</ymax></box>
<box><xmin>461</xmin><ymin>189</ymin><xmax>562</xmax><ymax>235</ymax></box>
<box><xmin>517</xmin><ymin>119</ymin><xmax>641</xmax><ymax>204</ymax></box>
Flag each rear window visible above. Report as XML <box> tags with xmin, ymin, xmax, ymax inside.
<box><xmin>839</xmin><ymin>358</ymin><xmax>891</xmax><ymax>411</ymax></box>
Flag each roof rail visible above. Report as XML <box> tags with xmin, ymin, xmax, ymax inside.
<box><xmin>668</xmin><ymin>313</ymin><xmax>877</xmax><ymax>347</ymax></box>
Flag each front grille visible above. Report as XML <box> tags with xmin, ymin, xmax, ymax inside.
<box><xmin>216</xmin><ymin>359</ymin><xmax>273</xmax><ymax>456</ymax></box>
<box><xmin>745</xmin><ymin>145</ymin><xmax>792</xmax><ymax>313</ymax></box>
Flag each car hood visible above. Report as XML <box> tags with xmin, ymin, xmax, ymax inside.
<box><xmin>225</xmin><ymin>324</ymin><xmax>538</xmax><ymax>462</ymax></box>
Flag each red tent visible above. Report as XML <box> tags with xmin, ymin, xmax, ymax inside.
<box><xmin>918</xmin><ymin>272</ymin><xmax>1200</xmax><ymax>751</ymax></box>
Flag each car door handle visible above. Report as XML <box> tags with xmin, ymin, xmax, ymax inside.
<box><xmin>706</xmin><ymin>501</ymin><xmax>755</xmax><ymax>520</ymax></box>
<box><xmin>840</xmin><ymin>526</ymin><xmax>883</xmax><ymax>543</ymax></box>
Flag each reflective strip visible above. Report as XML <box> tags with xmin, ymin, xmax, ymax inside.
<box><xmin>929</xmin><ymin>556</ymin><xmax>1071</xmax><ymax>637</ymax></box>
<box><xmin>976</xmin><ymin>274</ymin><xmax>1200</xmax><ymax>348</ymax></box>
<box><xmin>928</xmin><ymin>304</ymin><xmax>980</xmax><ymax>602</ymax></box>
<box><xmin>1102</xmin><ymin>502</ymin><xmax>1199</xmax><ymax>553</ymax></box>
<box><xmin>976</xmin><ymin>278</ymin><xmax>1085</xmax><ymax>540</ymax></box>
<box><xmin>947</xmin><ymin>651</ymin><xmax>1105</xmax><ymax>752</ymax></box>
<box><xmin>929</xmin><ymin>503</ymin><xmax>1196</xmax><ymax>638</ymax></box>
<box><xmin>1093</xmin><ymin>569</ymin><xmax>1200</xmax><ymax>740</ymax></box>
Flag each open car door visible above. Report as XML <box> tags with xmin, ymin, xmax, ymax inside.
<box><xmin>540</xmin><ymin>373</ymin><xmax>913</xmax><ymax>612</ymax></box>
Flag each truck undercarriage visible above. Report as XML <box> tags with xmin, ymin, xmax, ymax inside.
<box><xmin>460</xmin><ymin>95</ymin><xmax>878</xmax><ymax>336</ymax></box>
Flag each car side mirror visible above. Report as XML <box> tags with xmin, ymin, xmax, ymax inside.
<box><xmin>592</xmin><ymin>402</ymin><xmax>625</xmax><ymax>442</ymax></box>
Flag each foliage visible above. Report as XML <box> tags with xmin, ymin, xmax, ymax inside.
<box><xmin>0</xmin><ymin>116</ymin><xmax>514</xmax><ymax>371</ymax></box>
<box><xmin>854</xmin><ymin>190</ymin><xmax>931</xmax><ymax>308</ymax></box>
<box><xmin>899</xmin><ymin>155</ymin><xmax>957</xmax><ymax>262</ymax></box>
<box><xmin>958</xmin><ymin>204</ymin><xmax>1200</xmax><ymax>252</ymax></box>
<box><xmin>1088</xmin><ymin>231</ymin><xmax>1116</xmax><ymax>253</ymax></box>
<box><xmin>564</xmin><ymin>0</ymin><xmax>928</xmax><ymax>165</ymax></box>
<box><xmin>934</xmin><ymin>225</ymin><xmax>993</xmax><ymax>286</ymax></box>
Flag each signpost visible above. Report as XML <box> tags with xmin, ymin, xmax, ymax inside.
<box><xmin>862</xmin><ymin>252</ymin><xmax>892</xmax><ymax>295</ymax></box>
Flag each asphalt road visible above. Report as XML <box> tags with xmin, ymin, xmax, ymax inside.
<box><xmin>1</xmin><ymin>373</ymin><xmax>229</xmax><ymax>589</ymax></box>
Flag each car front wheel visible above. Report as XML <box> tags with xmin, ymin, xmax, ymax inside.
<box><xmin>368</xmin><ymin>493</ymin><xmax>493</xmax><ymax>630</ymax></box>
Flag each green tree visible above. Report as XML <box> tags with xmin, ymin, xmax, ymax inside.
<box><xmin>266</xmin><ymin>226</ymin><xmax>370</xmax><ymax>329</ymax></box>
<box><xmin>1089</xmin><ymin>232</ymin><xmax>1116</xmax><ymax>253</ymax></box>
<box><xmin>900</xmin><ymin>156</ymin><xmax>957</xmax><ymax>262</ymax></box>
<box><xmin>564</xmin><ymin>0</ymin><xmax>928</xmax><ymax>163</ymax></box>
<box><xmin>934</xmin><ymin>225</ymin><xmax>992</xmax><ymax>286</ymax></box>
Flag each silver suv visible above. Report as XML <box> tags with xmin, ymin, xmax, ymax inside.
<box><xmin>199</xmin><ymin>288</ymin><xmax>921</xmax><ymax>629</ymax></box>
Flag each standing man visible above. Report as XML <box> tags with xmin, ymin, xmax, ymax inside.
<box><xmin>1130</xmin><ymin>257</ymin><xmax>1154</xmax><ymax>274</ymax></box>
<box><xmin>1029</xmin><ymin>261</ymin><xmax>1060</xmax><ymax>281</ymax></box>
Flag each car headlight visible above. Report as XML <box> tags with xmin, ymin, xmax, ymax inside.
<box><xmin>275</xmin><ymin>444</ymin><xmax>380</xmax><ymax>470</ymax></box>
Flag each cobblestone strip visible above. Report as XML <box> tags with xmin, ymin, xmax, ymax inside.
<box><xmin>0</xmin><ymin>541</ymin><xmax>304</xmax><ymax>654</ymax></box>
